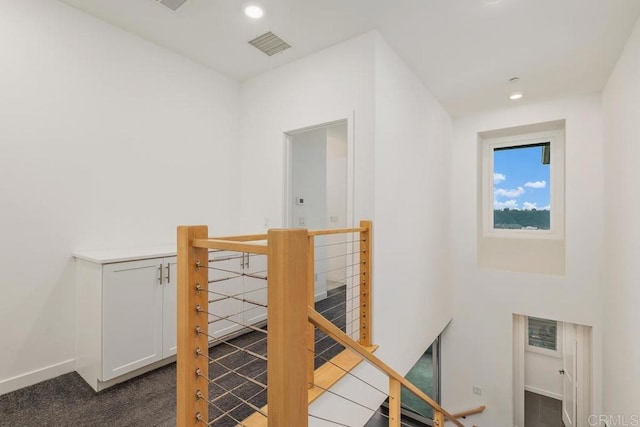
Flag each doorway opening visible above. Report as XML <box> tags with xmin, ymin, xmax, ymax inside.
<box><xmin>513</xmin><ymin>315</ymin><xmax>592</xmax><ymax>427</ymax></box>
<box><xmin>284</xmin><ymin>119</ymin><xmax>352</xmax><ymax>300</ymax></box>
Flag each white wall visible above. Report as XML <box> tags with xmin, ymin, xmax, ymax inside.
<box><xmin>0</xmin><ymin>0</ymin><xmax>241</xmax><ymax>393</ymax></box>
<box><xmin>602</xmin><ymin>15</ymin><xmax>640</xmax><ymax>419</ymax></box>
<box><xmin>372</xmin><ymin>34</ymin><xmax>454</xmax><ymax>373</ymax></box>
<box><xmin>525</xmin><ymin>351</ymin><xmax>563</xmax><ymax>399</ymax></box>
<box><xmin>240</xmin><ymin>32</ymin><xmax>454</xmax><ymax>426</ymax></box>
<box><xmin>239</xmin><ymin>33</ymin><xmax>376</xmax><ymax>232</ymax></box>
<box><xmin>445</xmin><ymin>94</ymin><xmax>604</xmax><ymax>425</ymax></box>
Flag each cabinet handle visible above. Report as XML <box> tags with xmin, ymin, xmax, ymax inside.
<box><xmin>158</xmin><ymin>264</ymin><xmax>163</xmax><ymax>285</ymax></box>
<box><xmin>166</xmin><ymin>263</ymin><xmax>171</xmax><ymax>284</ymax></box>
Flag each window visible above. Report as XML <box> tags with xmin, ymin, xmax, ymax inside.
<box><xmin>482</xmin><ymin>129</ymin><xmax>564</xmax><ymax>238</ymax></box>
<box><xmin>528</xmin><ymin>317</ymin><xmax>558</xmax><ymax>351</ymax></box>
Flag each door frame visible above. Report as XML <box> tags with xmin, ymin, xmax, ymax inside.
<box><xmin>513</xmin><ymin>314</ymin><xmax>526</xmax><ymax>427</ymax></box>
<box><xmin>575</xmin><ymin>325</ymin><xmax>591</xmax><ymax>426</ymax></box>
<box><xmin>513</xmin><ymin>314</ymin><xmax>591</xmax><ymax>427</ymax></box>
<box><xmin>282</xmin><ymin>113</ymin><xmax>355</xmax><ymax>229</ymax></box>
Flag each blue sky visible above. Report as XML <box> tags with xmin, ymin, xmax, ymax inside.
<box><xmin>493</xmin><ymin>145</ymin><xmax>550</xmax><ymax>211</ymax></box>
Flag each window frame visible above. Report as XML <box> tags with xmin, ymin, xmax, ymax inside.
<box><xmin>526</xmin><ymin>316</ymin><xmax>562</xmax><ymax>359</ymax></box>
<box><xmin>482</xmin><ymin>129</ymin><xmax>564</xmax><ymax>239</ymax></box>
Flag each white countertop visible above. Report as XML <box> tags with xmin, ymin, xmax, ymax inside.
<box><xmin>73</xmin><ymin>245</ymin><xmax>177</xmax><ymax>264</ymax></box>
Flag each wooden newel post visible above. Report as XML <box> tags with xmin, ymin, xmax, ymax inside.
<box><xmin>177</xmin><ymin>226</ymin><xmax>209</xmax><ymax>426</ymax></box>
<box><xmin>267</xmin><ymin>229</ymin><xmax>309</xmax><ymax>427</ymax></box>
<box><xmin>359</xmin><ymin>220</ymin><xmax>373</xmax><ymax>346</ymax></box>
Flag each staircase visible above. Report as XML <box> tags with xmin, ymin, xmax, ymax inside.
<box><xmin>175</xmin><ymin>222</ymin><xmax>485</xmax><ymax>426</ymax></box>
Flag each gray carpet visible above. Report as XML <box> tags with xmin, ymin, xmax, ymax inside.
<box><xmin>0</xmin><ymin>287</ymin><xmax>346</xmax><ymax>427</ymax></box>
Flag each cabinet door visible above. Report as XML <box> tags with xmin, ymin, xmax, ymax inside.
<box><xmin>102</xmin><ymin>259</ymin><xmax>163</xmax><ymax>381</ymax></box>
<box><xmin>243</xmin><ymin>254</ymin><xmax>268</xmax><ymax>325</ymax></box>
<box><xmin>208</xmin><ymin>252</ymin><xmax>243</xmax><ymax>341</ymax></box>
<box><xmin>162</xmin><ymin>256</ymin><xmax>178</xmax><ymax>358</ymax></box>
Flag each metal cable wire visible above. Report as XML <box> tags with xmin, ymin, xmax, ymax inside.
<box><xmin>314</xmin><ymin>262</ymin><xmax>363</xmax><ymax>277</ymax></box>
<box><xmin>309</xmin><ymin>348</ymin><xmax>387</xmax><ymax>396</ymax></box>
<box><xmin>196</xmin><ymin>327</ymin><xmax>267</xmax><ymax>362</ymax></box>
<box><xmin>309</xmin><ymin>352</ymin><xmax>419</xmax><ymax>427</ymax></box>
<box><xmin>197</xmin><ymin>334</ymin><xmax>267</xmax><ymax>362</ymax></box>
<box><xmin>309</xmin><ymin>381</ymin><xmax>380</xmax><ymax>414</ymax></box>
<box><xmin>208</xmin><ymin>387</ymin><xmax>267</xmax><ymax>425</ymax></box>
<box><xmin>207</xmin><ymin>286</ymin><xmax>267</xmax><ymax>297</ymax></box>
<box><xmin>314</xmin><ymin>251</ymin><xmax>359</xmax><ymax>263</ymax></box>
<box><xmin>209</xmin><ymin>365</ymin><xmax>267</xmax><ymax>405</ymax></box>
<box><xmin>209</xmin><ymin>273</ymin><xmax>243</xmax><ymax>284</ymax></box>
<box><xmin>199</xmin><ymin>390</ymin><xmax>243</xmax><ymax>425</ymax></box>
<box><xmin>197</xmin><ymin>370</ymin><xmax>267</xmax><ymax>419</ymax></box>
<box><xmin>314</xmin><ymin>239</ymin><xmax>365</xmax><ymax>249</ymax></box>
<box><xmin>308</xmin><ymin>413</ymin><xmax>351</xmax><ymax>426</ymax></box>
<box><xmin>208</xmin><ymin>290</ymin><xmax>267</xmax><ymax>308</ymax></box>
<box><xmin>210</xmin><ymin>357</ymin><xmax>267</xmax><ymax>390</ymax></box>
<box><xmin>207</xmin><ymin>266</ymin><xmax>268</xmax><ymax>281</ymax></box>
<box><xmin>208</xmin><ymin>254</ymin><xmax>244</xmax><ymax>263</ymax></box>
<box><xmin>198</xmin><ymin>307</ymin><xmax>268</xmax><ymax>335</ymax></box>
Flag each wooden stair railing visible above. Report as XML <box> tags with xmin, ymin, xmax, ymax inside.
<box><xmin>177</xmin><ymin>221</ymin><xmax>485</xmax><ymax>426</ymax></box>
<box><xmin>308</xmin><ymin>307</ymin><xmax>465</xmax><ymax>427</ymax></box>
<box><xmin>451</xmin><ymin>405</ymin><xmax>486</xmax><ymax>421</ymax></box>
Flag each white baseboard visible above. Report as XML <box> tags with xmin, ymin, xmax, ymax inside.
<box><xmin>0</xmin><ymin>359</ymin><xmax>75</xmax><ymax>396</ymax></box>
<box><xmin>525</xmin><ymin>385</ymin><xmax>562</xmax><ymax>401</ymax></box>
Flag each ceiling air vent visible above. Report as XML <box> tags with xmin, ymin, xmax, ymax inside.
<box><xmin>248</xmin><ymin>32</ymin><xmax>292</xmax><ymax>57</ymax></box>
<box><xmin>154</xmin><ymin>0</ymin><xmax>189</xmax><ymax>11</ymax></box>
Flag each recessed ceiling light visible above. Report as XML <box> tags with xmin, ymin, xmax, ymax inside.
<box><xmin>509</xmin><ymin>91</ymin><xmax>524</xmax><ymax>100</ymax></box>
<box><xmin>244</xmin><ymin>3</ymin><xmax>264</xmax><ymax>19</ymax></box>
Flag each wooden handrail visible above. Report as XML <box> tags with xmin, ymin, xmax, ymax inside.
<box><xmin>450</xmin><ymin>405</ymin><xmax>486</xmax><ymax>420</ymax></box>
<box><xmin>209</xmin><ymin>233</ymin><xmax>268</xmax><ymax>242</ymax></box>
<box><xmin>307</xmin><ymin>226</ymin><xmax>367</xmax><ymax>236</ymax></box>
<box><xmin>192</xmin><ymin>238</ymin><xmax>268</xmax><ymax>254</ymax></box>
<box><xmin>308</xmin><ymin>307</ymin><xmax>466</xmax><ymax>427</ymax></box>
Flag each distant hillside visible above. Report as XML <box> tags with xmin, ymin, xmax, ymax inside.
<box><xmin>494</xmin><ymin>209</ymin><xmax>550</xmax><ymax>230</ymax></box>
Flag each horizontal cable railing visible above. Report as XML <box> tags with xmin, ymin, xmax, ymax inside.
<box><xmin>177</xmin><ymin>221</ymin><xmax>484</xmax><ymax>426</ymax></box>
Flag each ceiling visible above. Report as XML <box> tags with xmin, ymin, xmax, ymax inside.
<box><xmin>58</xmin><ymin>0</ymin><xmax>640</xmax><ymax>116</ymax></box>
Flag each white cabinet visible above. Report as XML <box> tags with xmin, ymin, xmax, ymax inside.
<box><xmin>207</xmin><ymin>252</ymin><xmax>267</xmax><ymax>340</ymax></box>
<box><xmin>243</xmin><ymin>253</ymin><xmax>268</xmax><ymax>325</ymax></box>
<box><xmin>102</xmin><ymin>259</ymin><xmax>163</xmax><ymax>381</ymax></box>
<box><xmin>74</xmin><ymin>247</ymin><xmax>179</xmax><ymax>391</ymax></box>
<box><xmin>208</xmin><ymin>252</ymin><xmax>244</xmax><ymax>340</ymax></box>
<box><xmin>74</xmin><ymin>247</ymin><xmax>267</xmax><ymax>392</ymax></box>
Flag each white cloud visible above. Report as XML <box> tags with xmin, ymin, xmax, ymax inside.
<box><xmin>494</xmin><ymin>199</ymin><xmax>518</xmax><ymax>210</ymax></box>
<box><xmin>522</xmin><ymin>202</ymin><xmax>538</xmax><ymax>210</ymax></box>
<box><xmin>524</xmin><ymin>180</ymin><xmax>547</xmax><ymax>189</ymax></box>
<box><xmin>493</xmin><ymin>173</ymin><xmax>506</xmax><ymax>184</ymax></box>
<box><xmin>495</xmin><ymin>186</ymin><xmax>525</xmax><ymax>198</ymax></box>
<box><xmin>541</xmin><ymin>205</ymin><xmax>550</xmax><ymax>211</ymax></box>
